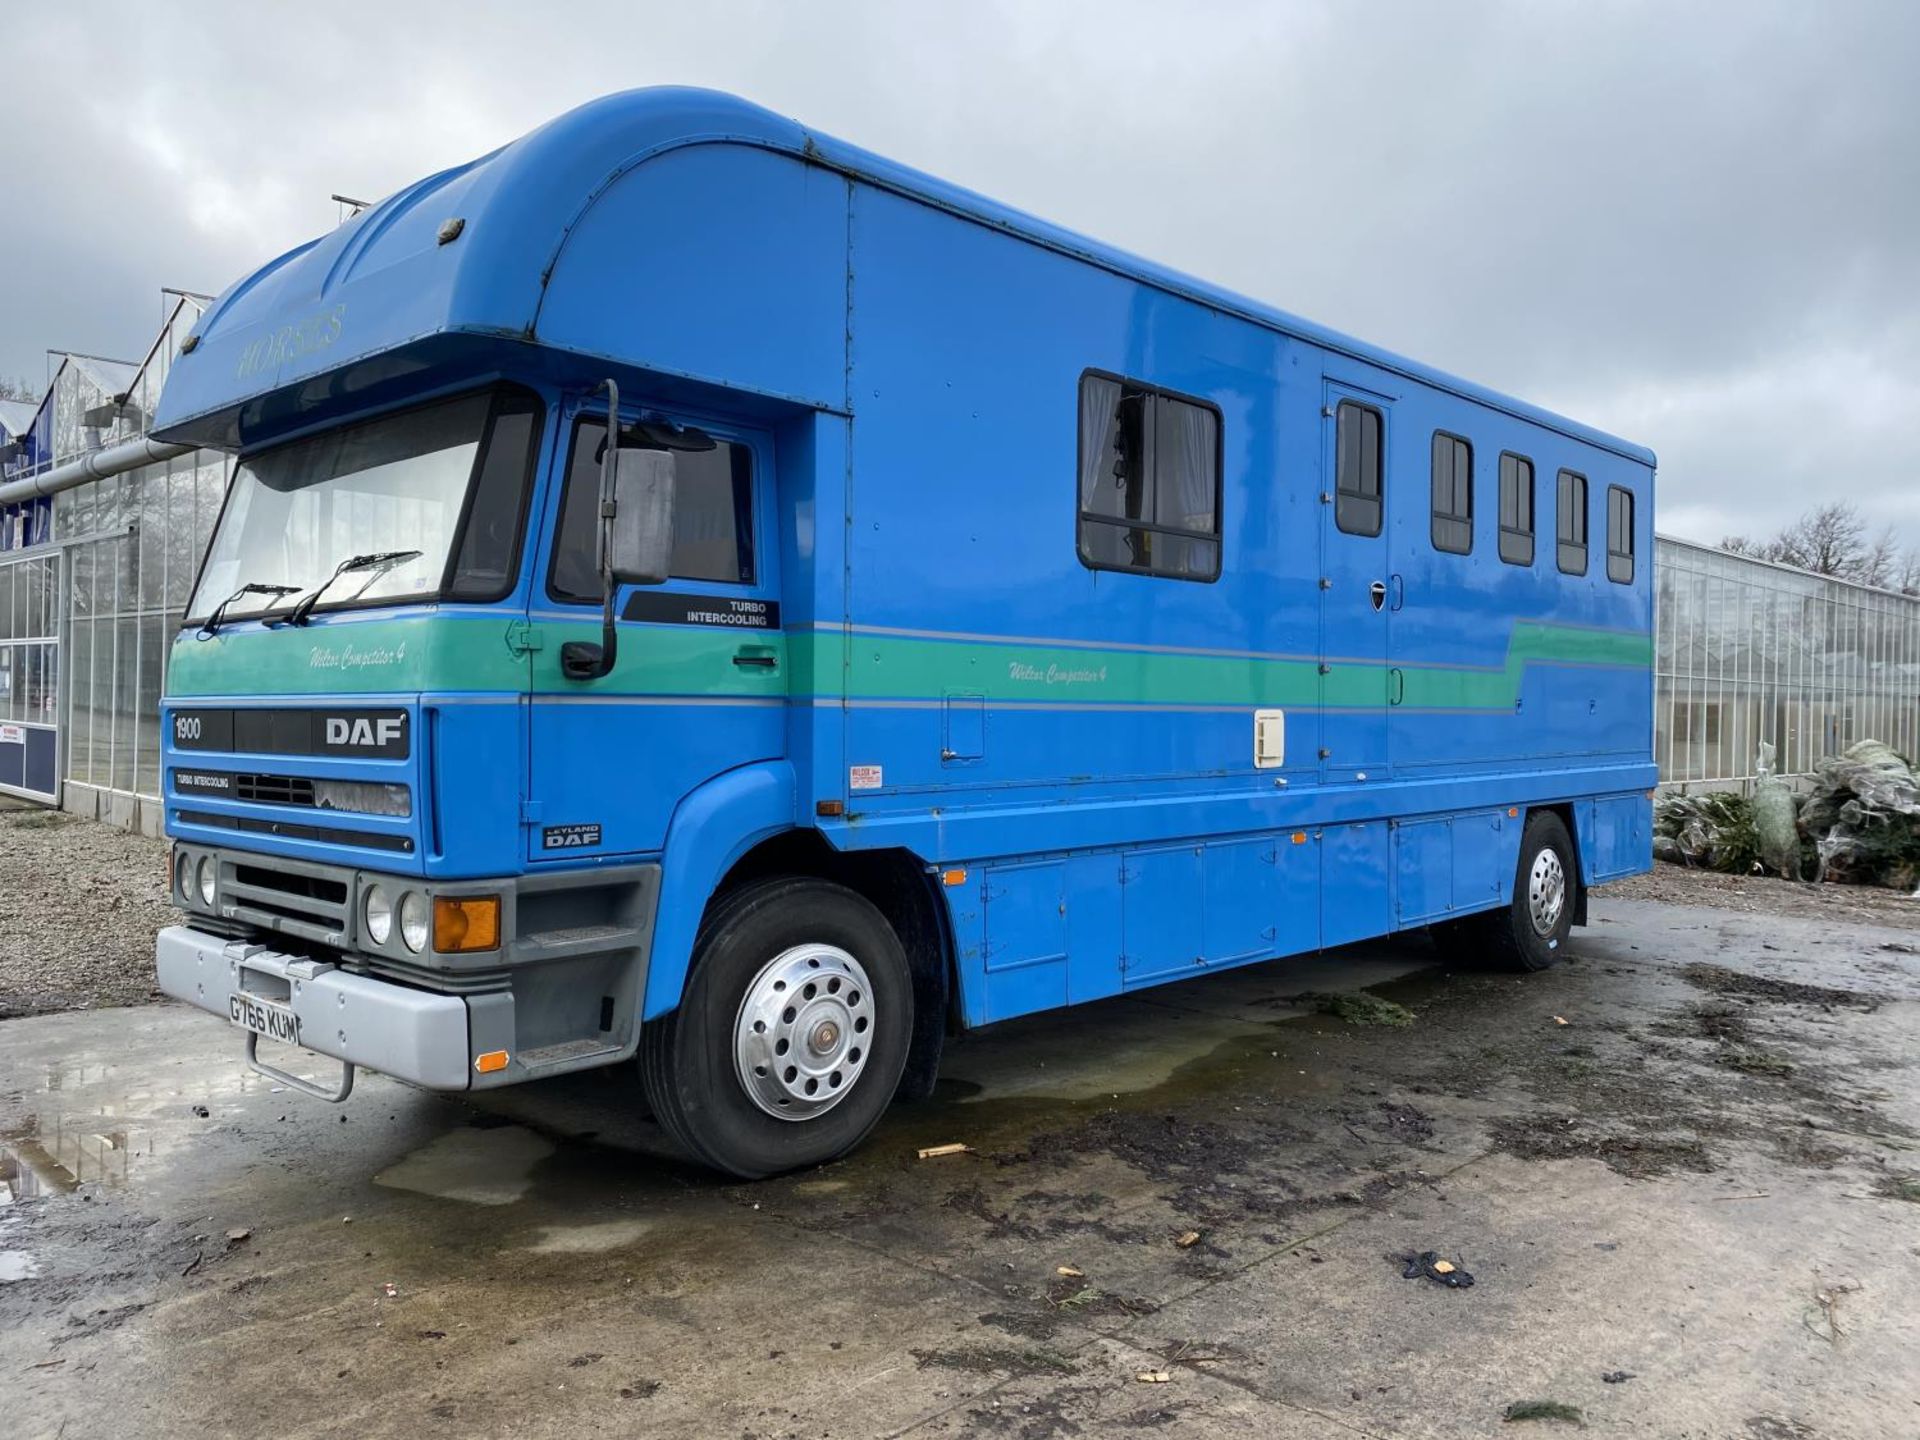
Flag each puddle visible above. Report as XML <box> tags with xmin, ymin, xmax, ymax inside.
<box><xmin>0</xmin><ymin>1248</ymin><xmax>38</xmax><ymax>1282</ymax></box>
<box><xmin>374</xmin><ymin>1125</ymin><xmax>555</xmax><ymax>1206</ymax></box>
<box><xmin>525</xmin><ymin>1218</ymin><xmax>653</xmax><ymax>1253</ymax></box>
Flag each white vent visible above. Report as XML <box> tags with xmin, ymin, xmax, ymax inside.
<box><xmin>1253</xmin><ymin>709</ymin><xmax>1286</xmax><ymax>769</ymax></box>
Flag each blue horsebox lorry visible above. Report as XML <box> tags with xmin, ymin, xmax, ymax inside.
<box><xmin>151</xmin><ymin>88</ymin><xmax>1655</xmax><ymax>1178</ymax></box>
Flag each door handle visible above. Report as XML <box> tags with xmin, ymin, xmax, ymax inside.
<box><xmin>1389</xmin><ymin>573</ymin><xmax>1405</xmax><ymax>611</ymax></box>
<box><xmin>732</xmin><ymin>644</ymin><xmax>779</xmax><ymax>669</ymax></box>
<box><xmin>1389</xmin><ymin>667</ymin><xmax>1405</xmax><ymax>706</ymax></box>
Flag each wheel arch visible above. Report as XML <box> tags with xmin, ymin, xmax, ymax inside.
<box><xmin>652</xmin><ymin>816</ymin><xmax>954</xmax><ymax>1103</ymax></box>
<box><xmin>1528</xmin><ymin>802</ymin><xmax>1587</xmax><ymax>926</ymax></box>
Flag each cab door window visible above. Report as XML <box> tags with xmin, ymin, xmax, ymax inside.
<box><xmin>548</xmin><ymin>417</ymin><xmax>755</xmax><ymax>602</ymax></box>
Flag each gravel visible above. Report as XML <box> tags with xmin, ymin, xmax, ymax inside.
<box><xmin>1608</xmin><ymin>862</ymin><xmax>1920</xmax><ymax>929</ymax></box>
<box><xmin>0</xmin><ymin>806</ymin><xmax>173</xmax><ymax>1018</ymax></box>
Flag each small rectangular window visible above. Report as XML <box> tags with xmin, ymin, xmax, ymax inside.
<box><xmin>1497</xmin><ymin>452</ymin><xmax>1534</xmax><ymax>566</ymax></box>
<box><xmin>1606</xmin><ymin>484</ymin><xmax>1634</xmax><ymax>583</ymax></box>
<box><xmin>1556</xmin><ymin>469</ymin><xmax>1588</xmax><ymax>575</ymax></box>
<box><xmin>1430</xmin><ymin>432</ymin><xmax>1472</xmax><ymax>554</ymax></box>
<box><xmin>1334</xmin><ymin>400</ymin><xmax>1383</xmax><ymax>537</ymax></box>
<box><xmin>549</xmin><ymin>419</ymin><xmax>756</xmax><ymax>602</ymax></box>
<box><xmin>1077</xmin><ymin>372</ymin><xmax>1221</xmax><ymax>581</ymax></box>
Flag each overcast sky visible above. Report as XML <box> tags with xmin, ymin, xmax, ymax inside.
<box><xmin>4</xmin><ymin>1</ymin><xmax>1915</xmax><ymax>547</ymax></box>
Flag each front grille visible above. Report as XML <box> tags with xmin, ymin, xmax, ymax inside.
<box><xmin>178</xmin><ymin>808</ymin><xmax>415</xmax><ymax>854</ymax></box>
<box><xmin>223</xmin><ymin>861</ymin><xmax>351</xmax><ymax>941</ymax></box>
<box><xmin>234</xmin><ymin>773</ymin><xmax>317</xmax><ymax>806</ymax></box>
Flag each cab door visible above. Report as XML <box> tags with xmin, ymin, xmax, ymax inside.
<box><xmin>525</xmin><ymin>402</ymin><xmax>784</xmax><ymax>862</ymax></box>
<box><xmin>1318</xmin><ymin>381</ymin><xmax>1393</xmax><ymax>783</ymax></box>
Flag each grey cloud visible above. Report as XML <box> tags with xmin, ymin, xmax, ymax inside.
<box><xmin>3</xmin><ymin>0</ymin><xmax>1914</xmax><ymax>546</ymax></box>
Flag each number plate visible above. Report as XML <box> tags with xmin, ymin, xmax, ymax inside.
<box><xmin>230</xmin><ymin>992</ymin><xmax>300</xmax><ymax>1045</ymax></box>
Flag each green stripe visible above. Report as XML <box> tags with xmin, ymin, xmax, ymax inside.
<box><xmin>165</xmin><ymin>615</ymin><xmax>787</xmax><ymax>699</ymax></box>
<box><xmin>167</xmin><ymin>613</ymin><xmax>1646</xmax><ymax>708</ymax></box>
<box><xmin>823</xmin><ymin>620</ymin><xmax>1648</xmax><ymax>711</ymax></box>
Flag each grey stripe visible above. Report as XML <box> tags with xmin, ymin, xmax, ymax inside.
<box><xmin>810</xmin><ymin>614</ymin><xmax>1620</xmax><ymax>672</ymax></box>
<box><xmin>530</xmin><ymin>694</ymin><xmax>784</xmax><ymax>708</ymax></box>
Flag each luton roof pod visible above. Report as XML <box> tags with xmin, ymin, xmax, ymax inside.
<box><xmin>152</xmin><ymin>86</ymin><xmax>1654</xmax><ymax>473</ymax></box>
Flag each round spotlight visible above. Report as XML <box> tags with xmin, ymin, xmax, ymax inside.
<box><xmin>399</xmin><ymin>891</ymin><xmax>430</xmax><ymax>954</ymax></box>
<box><xmin>175</xmin><ymin>851</ymin><xmax>192</xmax><ymax>902</ymax></box>
<box><xmin>195</xmin><ymin>856</ymin><xmax>216</xmax><ymax>907</ymax></box>
<box><xmin>364</xmin><ymin>885</ymin><xmax>393</xmax><ymax>946</ymax></box>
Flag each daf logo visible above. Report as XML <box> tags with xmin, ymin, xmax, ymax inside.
<box><xmin>327</xmin><ymin>716</ymin><xmax>404</xmax><ymax>749</ymax></box>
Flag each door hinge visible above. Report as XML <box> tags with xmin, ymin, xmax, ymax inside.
<box><xmin>505</xmin><ymin>620</ymin><xmax>544</xmax><ymax>657</ymax></box>
<box><xmin>520</xmin><ymin>800</ymin><xmax>544</xmax><ymax>825</ymax></box>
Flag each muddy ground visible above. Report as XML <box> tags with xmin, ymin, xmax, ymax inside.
<box><xmin>2</xmin><ymin>892</ymin><xmax>1918</xmax><ymax>1439</ymax></box>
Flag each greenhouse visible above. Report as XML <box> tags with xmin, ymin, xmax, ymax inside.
<box><xmin>2</xmin><ymin>295</ymin><xmax>1918</xmax><ymax>831</ymax></box>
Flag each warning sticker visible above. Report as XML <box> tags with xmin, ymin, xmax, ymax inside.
<box><xmin>0</xmin><ymin>724</ymin><xmax>23</xmax><ymax>746</ymax></box>
<box><xmin>849</xmin><ymin>764</ymin><xmax>883</xmax><ymax>791</ymax></box>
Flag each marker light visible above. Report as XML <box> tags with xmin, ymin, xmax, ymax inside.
<box><xmin>196</xmin><ymin>856</ymin><xmax>216</xmax><ymax>907</ymax></box>
<box><xmin>364</xmin><ymin>885</ymin><xmax>393</xmax><ymax>945</ymax></box>
<box><xmin>434</xmin><ymin>895</ymin><xmax>501</xmax><ymax>954</ymax></box>
<box><xmin>399</xmin><ymin>891</ymin><xmax>431</xmax><ymax>953</ymax></box>
<box><xmin>474</xmin><ymin>1050</ymin><xmax>510</xmax><ymax>1074</ymax></box>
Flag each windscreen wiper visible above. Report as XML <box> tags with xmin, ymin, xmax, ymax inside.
<box><xmin>284</xmin><ymin>550</ymin><xmax>424</xmax><ymax>627</ymax></box>
<box><xmin>196</xmin><ymin>582</ymin><xmax>301</xmax><ymax>640</ymax></box>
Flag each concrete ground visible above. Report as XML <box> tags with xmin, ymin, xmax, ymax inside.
<box><xmin>3</xmin><ymin>892</ymin><xmax>1918</xmax><ymax>1440</ymax></box>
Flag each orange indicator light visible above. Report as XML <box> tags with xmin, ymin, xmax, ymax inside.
<box><xmin>434</xmin><ymin>895</ymin><xmax>501</xmax><ymax>953</ymax></box>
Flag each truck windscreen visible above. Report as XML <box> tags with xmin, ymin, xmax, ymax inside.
<box><xmin>187</xmin><ymin>387</ymin><xmax>541</xmax><ymax>622</ymax></box>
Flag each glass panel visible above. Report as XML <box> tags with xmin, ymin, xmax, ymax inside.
<box><xmin>552</xmin><ymin>421</ymin><xmax>761</xmax><ymax>598</ymax></box>
<box><xmin>189</xmin><ymin>393</ymin><xmax>493</xmax><ymax>621</ymax></box>
<box><xmin>1430</xmin><ymin>434</ymin><xmax>1472</xmax><ymax>555</ymax></box>
<box><xmin>1334</xmin><ymin>402</ymin><xmax>1382</xmax><ymax>537</ymax></box>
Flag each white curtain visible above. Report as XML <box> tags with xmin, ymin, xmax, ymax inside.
<box><xmin>1078</xmin><ymin>376</ymin><xmax>1121</xmax><ymax>515</ymax></box>
<box><xmin>1162</xmin><ymin>398</ymin><xmax>1216</xmax><ymax>530</ymax></box>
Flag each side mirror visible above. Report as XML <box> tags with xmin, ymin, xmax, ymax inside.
<box><xmin>606</xmin><ymin>447</ymin><xmax>675</xmax><ymax>587</ymax></box>
<box><xmin>562</xmin><ymin>378</ymin><xmax>682</xmax><ymax>683</ymax></box>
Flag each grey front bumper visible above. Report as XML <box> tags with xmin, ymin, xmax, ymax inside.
<box><xmin>156</xmin><ymin>925</ymin><xmax>472</xmax><ymax>1090</ymax></box>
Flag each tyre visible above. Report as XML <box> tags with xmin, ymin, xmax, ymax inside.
<box><xmin>640</xmin><ymin>877</ymin><xmax>914</xmax><ymax>1179</ymax></box>
<box><xmin>1431</xmin><ymin>811</ymin><xmax>1577</xmax><ymax>973</ymax></box>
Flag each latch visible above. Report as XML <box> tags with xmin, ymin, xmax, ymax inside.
<box><xmin>504</xmin><ymin>620</ymin><xmax>544</xmax><ymax>658</ymax></box>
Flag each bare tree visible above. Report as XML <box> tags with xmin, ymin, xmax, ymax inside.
<box><xmin>1771</xmin><ymin>501</ymin><xmax>1869</xmax><ymax>577</ymax></box>
<box><xmin>1856</xmin><ymin>525</ymin><xmax>1902</xmax><ymax>590</ymax></box>
<box><xmin>1900</xmin><ymin>548</ymin><xmax>1920</xmax><ymax>597</ymax></box>
<box><xmin>1722</xmin><ymin>501</ymin><xmax>1913</xmax><ymax>591</ymax></box>
<box><xmin>0</xmin><ymin>376</ymin><xmax>39</xmax><ymax>404</ymax></box>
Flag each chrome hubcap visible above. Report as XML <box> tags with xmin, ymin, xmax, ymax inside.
<box><xmin>1527</xmin><ymin>847</ymin><xmax>1567</xmax><ymax>936</ymax></box>
<box><xmin>734</xmin><ymin>944</ymin><xmax>874</xmax><ymax>1122</ymax></box>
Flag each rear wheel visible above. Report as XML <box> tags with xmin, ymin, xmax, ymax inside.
<box><xmin>640</xmin><ymin>877</ymin><xmax>913</xmax><ymax>1179</ymax></box>
<box><xmin>1431</xmin><ymin>811</ymin><xmax>1577</xmax><ymax>973</ymax></box>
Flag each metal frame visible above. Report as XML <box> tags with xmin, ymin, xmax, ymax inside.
<box><xmin>1655</xmin><ymin>535</ymin><xmax>1920</xmax><ymax>788</ymax></box>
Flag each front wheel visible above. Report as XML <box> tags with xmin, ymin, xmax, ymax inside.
<box><xmin>1431</xmin><ymin>811</ymin><xmax>1577</xmax><ymax>973</ymax></box>
<box><xmin>640</xmin><ymin>877</ymin><xmax>913</xmax><ymax>1179</ymax></box>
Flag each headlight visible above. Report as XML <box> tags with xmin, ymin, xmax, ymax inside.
<box><xmin>175</xmin><ymin>851</ymin><xmax>192</xmax><ymax>902</ymax></box>
<box><xmin>397</xmin><ymin>890</ymin><xmax>428</xmax><ymax>960</ymax></box>
<box><xmin>311</xmin><ymin>779</ymin><xmax>411</xmax><ymax>818</ymax></box>
<box><xmin>195</xmin><ymin>856</ymin><xmax>216</xmax><ymax>907</ymax></box>
<box><xmin>364</xmin><ymin>885</ymin><xmax>393</xmax><ymax>945</ymax></box>
<box><xmin>399</xmin><ymin>891</ymin><xmax>430</xmax><ymax>953</ymax></box>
